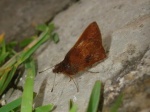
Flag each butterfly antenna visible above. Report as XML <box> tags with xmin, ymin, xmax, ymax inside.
<box><xmin>39</xmin><ymin>67</ymin><xmax>53</xmax><ymax>73</ymax></box>
<box><xmin>51</xmin><ymin>73</ymin><xmax>56</xmax><ymax>92</ymax></box>
<box><xmin>70</xmin><ymin>76</ymin><xmax>79</xmax><ymax>92</ymax></box>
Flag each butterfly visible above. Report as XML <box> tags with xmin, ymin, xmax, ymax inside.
<box><xmin>53</xmin><ymin>22</ymin><xmax>106</xmax><ymax>77</ymax></box>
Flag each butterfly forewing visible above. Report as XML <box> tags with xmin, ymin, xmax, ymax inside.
<box><xmin>65</xmin><ymin>22</ymin><xmax>106</xmax><ymax>72</ymax></box>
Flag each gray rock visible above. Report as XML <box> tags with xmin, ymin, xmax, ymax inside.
<box><xmin>1</xmin><ymin>0</ymin><xmax>150</xmax><ymax>112</ymax></box>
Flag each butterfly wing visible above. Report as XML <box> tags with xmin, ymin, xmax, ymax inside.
<box><xmin>65</xmin><ymin>22</ymin><xmax>106</xmax><ymax>72</ymax></box>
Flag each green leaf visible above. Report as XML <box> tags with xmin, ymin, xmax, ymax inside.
<box><xmin>87</xmin><ymin>80</ymin><xmax>102</xmax><ymax>112</ymax></box>
<box><xmin>36</xmin><ymin>24</ymin><xmax>48</xmax><ymax>32</ymax></box>
<box><xmin>0</xmin><ymin>97</ymin><xmax>22</xmax><ymax>112</ymax></box>
<box><xmin>52</xmin><ymin>33</ymin><xmax>59</xmax><ymax>44</ymax></box>
<box><xmin>110</xmin><ymin>94</ymin><xmax>123</xmax><ymax>112</ymax></box>
<box><xmin>21</xmin><ymin>58</ymin><xmax>36</xmax><ymax>112</ymax></box>
<box><xmin>48</xmin><ymin>22</ymin><xmax>54</xmax><ymax>28</ymax></box>
<box><xmin>34</xmin><ymin>104</ymin><xmax>54</xmax><ymax>112</ymax></box>
<box><xmin>19</xmin><ymin>37</ymin><xmax>35</xmax><ymax>48</ymax></box>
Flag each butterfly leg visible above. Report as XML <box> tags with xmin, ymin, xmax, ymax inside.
<box><xmin>68</xmin><ymin>76</ymin><xmax>79</xmax><ymax>92</ymax></box>
<box><xmin>69</xmin><ymin>76</ymin><xmax>72</xmax><ymax>82</ymax></box>
<box><xmin>87</xmin><ymin>70</ymin><xmax>99</xmax><ymax>73</ymax></box>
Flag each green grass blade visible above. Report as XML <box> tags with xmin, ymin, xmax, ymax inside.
<box><xmin>0</xmin><ymin>34</ymin><xmax>8</xmax><ymax>65</ymax></box>
<box><xmin>0</xmin><ymin>23</ymin><xmax>54</xmax><ymax>71</ymax></box>
<box><xmin>20</xmin><ymin>24</ymin><xmax>54</xmax><ymax>62</ymax></box>
<box><xmin>0</xmin><ymin>54</ymin><xmax>18</xmax><ymax>71</ymax></box>
<box><xmin>0</xmin><ymin>66</ymin><xmax>17</xmax><ymax>95</ymax></box>
<box><xmin>0</xmin><ymin>73</ymin><xmax>9</xmax><ymax>95</ymax></box>
<box><xmin>21</xmin><ymin>58</ymin><xmax>35</xmax><ymax>112</ymax></box>
<box><xmin>0</xmin><ymin>52</ymin><xmax>9</xmax><ymax>65</ymax></box>
<box><xmin>87</xmin><ymin>80</ymin><xmax>102</xmax><ymax>112</ymax></box>
<box><xmin>1</xmin><ymin>35</ymin><xmax>6</xmax><ymax>54</ymax></box>
<box><xmin>34</xmin><ymin>104</ymin><xmax>54</xmax><ymax>112</ymax></box>
<box><xmin>19</xmin><ymin>37</ymin><xmax>35</xmax><ymax>48</ymax></box>
<box><xmin>0</xmin><ymin>23</ymin><xmax>56</xmax><ymax>95</ymax></box>
<box><xmin>69</xmin><ymin>100</ymin><xmax>77</xmax><ymax>112</ymax></box>
<box><xmin>0</xmin><ymin>97</ymin><xmax>22</xmax><ymax>112</ymax></box>
<box><xmin>110</xmin><ymin>94</ymin><xmax>123</xmax><ymax>112</ymax></box>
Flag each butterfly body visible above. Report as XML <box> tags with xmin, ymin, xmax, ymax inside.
<box><xmin>53</xmin><ymin>22</ymin><xmax>106</xmax><ymax>76</ymax></box>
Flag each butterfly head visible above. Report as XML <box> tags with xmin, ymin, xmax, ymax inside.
<box><xmin>52</xmin><ymin>60</ymin><xmax>77</xmax><ymax>76</ymax></box>
<box><xmin>53</xmin><ymin>62</ymin><xmax>64</xmax><ymax>74</ymax></box>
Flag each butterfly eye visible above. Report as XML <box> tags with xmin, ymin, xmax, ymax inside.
<box><xmin>64</xmin><ymin>63</ymin><xmax>71</xmax><ymax>69</ymax></box>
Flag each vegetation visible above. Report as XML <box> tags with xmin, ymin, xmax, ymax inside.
<box><xmin>0</xmin><ymin>23</ymin><xmax>122</xmax><ymax>112</ymax></box>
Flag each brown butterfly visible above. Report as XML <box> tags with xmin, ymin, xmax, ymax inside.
<box><xmin>53</xmin><ymin>22</ymin><xmax>106</xmax><ymax>77</ymax></box>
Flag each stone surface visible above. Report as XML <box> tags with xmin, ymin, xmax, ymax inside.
<box><xmin>0</xmin><ymin>0</ymin><xmax>77</xmax><ymax>42</ymax></box>
<box><xmin>1</xmin><ymin>0</ymin><xmax>150</xmax><ymax>112</ymax></box>
<box><xmin>36</xmin><ymin>0</ymin><xmax>150</xmax><ymax>111</ymax></box>
<box><xmin>103</xmin><ymin>48</ymin><xmax>150</xmax><ymax>112</ymax></box>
